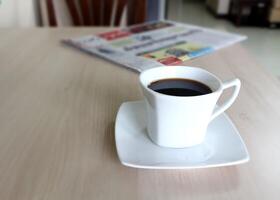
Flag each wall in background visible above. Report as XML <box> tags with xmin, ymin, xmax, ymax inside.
<box><xmin>206</xmin><ymin>0</ymin><xmax>231</xmax><ymax>15</ymax></box>
<box><xmin>0</xmin><ymin>0</ymin><xmax>38</xmax><ymax>27</ymax></box>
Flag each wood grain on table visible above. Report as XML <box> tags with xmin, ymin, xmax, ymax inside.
<box><xmin>0</xmin><ymin>28</ymin><xmax>280</xmax><ymax>200</ymax></box>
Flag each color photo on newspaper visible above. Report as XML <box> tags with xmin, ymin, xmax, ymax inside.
<box><xmin>63</xmin><ymin>21</ymin><xmax>246</xmax><ymax>72</ymax></box>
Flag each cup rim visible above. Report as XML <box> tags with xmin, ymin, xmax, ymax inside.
<box><xmin>139</xmin><ymin>66</ymin><xmax>223</xmax><ymax>98</ymax></box>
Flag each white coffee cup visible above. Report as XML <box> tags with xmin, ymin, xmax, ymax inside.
<box><xmin>139</xmin><ymin>66</ymin><xmax>241</xmax><ymax>148</ymax></box>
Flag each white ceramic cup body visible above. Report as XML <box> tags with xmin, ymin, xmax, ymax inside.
<box><xmin>139</xmin><ymin>66</ymin><xmax>241</xmax><ymax>148</ymax></box>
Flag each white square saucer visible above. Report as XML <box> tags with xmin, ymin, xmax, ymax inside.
<box><xmin>115</xmin><ymin>101</ymin><xmax>249</xmax><ymax>169</ymax></box>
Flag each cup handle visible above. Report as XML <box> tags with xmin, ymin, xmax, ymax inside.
<box><xmin>211</xmin><ymin>78</ymin><xmax>241</xmax><ymax>121</ymax></box>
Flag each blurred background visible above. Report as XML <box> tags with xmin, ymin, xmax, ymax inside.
<box><xmin>0</xmin><ymin>0</ymin><xmax>279</xmax><ymax>78</ymax></box>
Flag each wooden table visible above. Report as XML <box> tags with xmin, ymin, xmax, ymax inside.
<box><xmin>0</xmin><ymin>28</ymin><xmax>280</xmax><ymax>200</ymax></box>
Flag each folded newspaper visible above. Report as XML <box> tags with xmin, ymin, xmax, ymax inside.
<box><xmin>63</xmin><ymin>21</ymin><xmax>246</xmax><ymax>72</ymax></box>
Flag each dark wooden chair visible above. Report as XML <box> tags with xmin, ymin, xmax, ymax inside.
<box><xmin>45</xmin><ymin>0</ymin><xmax>146</xmax><ymax>27</ymax></box>
<box><xmin>229</xmin><ymin>0</ymin><xmax>271</xmax><ymax>26</ymax></box>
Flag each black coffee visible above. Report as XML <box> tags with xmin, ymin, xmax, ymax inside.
<box><xmin>148</xmin><ymin>78</ymin><xmax>212</xmax><ymax>97</ymax></box>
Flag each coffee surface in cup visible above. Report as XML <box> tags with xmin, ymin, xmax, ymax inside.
<box><xmin>148</xmin><ymin>78</ymin><xmax>212</xmax><ymax>96</ymax></box>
